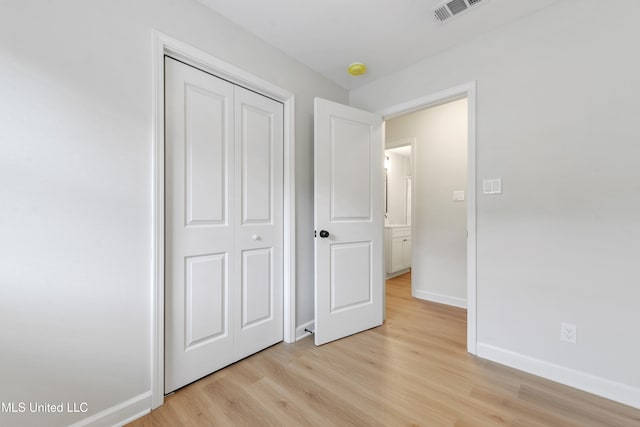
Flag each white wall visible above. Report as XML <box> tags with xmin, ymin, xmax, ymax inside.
<box><xmin>386</xmin><ymin>99</ymin><xmax>468</xmax><ymax>306</ymax></box>
<box><xmin>352</xmin><ymin>0</ymin><xmax>640</xmax><ymax>408</ymax></box>
<box><xmin>0</xmin><ymin>1</ymin><xmax>346</xmax><ymax>425</ymax></box>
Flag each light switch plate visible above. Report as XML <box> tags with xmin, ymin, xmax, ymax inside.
<box><xmin>483</xmin><ymin>178</ymin><xmax>502</xmax><ymax>195</ymax></box>
<box><xmin>453</xmin><ymin>190</ymin><xmax>465</xmax><ymax>201</ymax></box>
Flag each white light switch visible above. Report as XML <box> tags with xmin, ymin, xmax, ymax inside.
<box><xmin>483</xmin><ymin>178</ymin><xmax>502</xmax><ymax>195</ymax></box>
<box><xmin>453</xmin><ymin>190</ymin><xmax>465</xmax><ymax>201</ymax></box>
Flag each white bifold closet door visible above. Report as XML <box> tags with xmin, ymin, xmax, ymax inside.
<box><xmin>164</xmin><ymin>57</ymin><xmax>283</xmax><ymax>393</ymax></box>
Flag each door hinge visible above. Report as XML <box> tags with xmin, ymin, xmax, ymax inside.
<box><xmin>314</xmin><ymin>230</ymin><xmax>317</xmax><ymax>238</ymax></box>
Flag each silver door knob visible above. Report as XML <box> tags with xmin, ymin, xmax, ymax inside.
<box><xmin>252</xmin><ymin>234</ymin><xmax>261</xmax><ymax>241</ymax></box>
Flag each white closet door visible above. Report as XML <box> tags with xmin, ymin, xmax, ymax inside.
<box><xmin>164</xmin><ymin>57</ymin><xmax>284</xmax><ymax>393</ymax></box>
<box><xmin>164</xmin><ymin>57</ymin><xmax>235</xmax><ymax>393</ymax></box>
<box><xmin>233</xmin><ymin>86</ymin><xmax>283</xmax><ymax>359</ymax></box>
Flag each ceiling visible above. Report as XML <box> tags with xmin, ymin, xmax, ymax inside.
<box><xmin>196</xmin><ymin>0</ymin><xmax>564</xmax><ymax>90</ymax></box>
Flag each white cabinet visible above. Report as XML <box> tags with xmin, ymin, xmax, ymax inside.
<box><xmin>385</xmin><ymin>226</ymin><xmax>411</xmax><ymax>277</ymax></box>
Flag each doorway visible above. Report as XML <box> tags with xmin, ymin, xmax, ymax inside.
<box><xmin>384</xmin><ymin>143</ymin><xmax>413</xmax><ymax>279</ymax></box>
<box><xmin>384</xmin><ymin>97</ymin><xmax>469</xmax><ymax>309</ymax></box>
<box><xmin>380</xmin><ymin>82</ymin><xmax>477</xmax><ymax>354</ymax></box>
<box><xmin>311</xmin><ymin>85</ymin><xmax>476</xmax><ymax>353</ymax></box>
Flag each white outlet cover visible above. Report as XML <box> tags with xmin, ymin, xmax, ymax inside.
<box><xmin>483</xmin><ymin>178</ymin><xmax>502</xmax><ymax>195</ymax></box>
<box><xmin>453</xmin><ymin>190</ymin><xmax>465</xmax><ymax>201</ymax></box>
<box><xmin>560</xmin><ymin>322</ymin><xmax>577</xmax><ymax>344</ymax></box>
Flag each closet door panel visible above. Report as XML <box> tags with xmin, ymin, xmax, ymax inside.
<box><xmin>164</xmin><ymin>57</ymin><xmax>235</xmax><ymax>393</ymax></box>
<box><xmin>234</xmin><ymin>86</ymin><xmax>284</xmax><ymax>360</ymax></box>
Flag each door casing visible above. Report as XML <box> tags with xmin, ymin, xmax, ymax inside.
<box><xmin>151</xmin><ymin>31</ymin><xmax>297</xmax><ymax>409</ymax></box>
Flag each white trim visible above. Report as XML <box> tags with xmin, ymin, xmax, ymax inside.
<box><xmin>69</xmin><ymin>392</ymin><xmax>151</xmax><ymax>427</ymax></box>
<box><xmin>380</xmin><ymin>83</ymin><xmax>471</xmax><ymax>120</ymax></box>
<box><xmin>385</xmin><ymin>137</ymin><xmax>415</xmax><ymax>150</ymax></box>
<box><xmin>379</xmin><ymin>81</ymin><xmax>477</xmax><ymax>355</ymax></box>
<box><xmin>151</xmin><ymin>30</ymin><xmax>296</xmax><ymax>410</ymax></box>
<box><xmin>477</xmin><ymin>343</ymin><xmax>640</xmax><ymax>410</ymax></box>
<box><xmin>296</xmin><ymin>320</ymin><xmax>315</xmax><ymax>341</ymax></box>
<box><xmin>465</xmin><ymin>83</ymin><xmax>477</xmax><ymax>355</ymax></box>
<box><xmin>283</xmin><ymin>96</ymin><xmax>296</xmax><ymax>346</ymax></box>
<box><xmin>150</xmin><ymin>29</ymin><xmax>165</xmax><ymax>411</ymax></box>
<box><xmin>413</xmin><ymin>289</ymin><xmax>467</xmax><ymax>309</ymax></box>
<box><xmin>385</xmin><ymin>267</ymin><xmax>411</xmax><ymax>280</ymax></box>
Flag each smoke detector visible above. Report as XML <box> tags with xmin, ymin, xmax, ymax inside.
<box><xmin>348</xmin><ymin>63</ymin><xmax>367</xmax><ymax>76</ymax></box>
<box><xmin>434</xmin><ymin>0</ymin><xmax>488</xmax><ymax>23</ymax></box>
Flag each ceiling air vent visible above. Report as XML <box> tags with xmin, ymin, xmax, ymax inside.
<box><xmin>433</xmin><ymin>0</ymin><xmax>488</xmax><ymax>23</ymax></box>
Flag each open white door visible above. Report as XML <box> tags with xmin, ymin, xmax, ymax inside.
<box><xmin>314</xmin><ymin>98</ymin><xmax>384</xmax><ymax>346</ymax></box>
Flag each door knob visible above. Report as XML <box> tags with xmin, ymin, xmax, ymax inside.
<box><xmin>252</xmin><ymin>234</ymin><xmax>261</xmax><ymax>241</ymax></box>
<box><xmin>319</xmin><ymin>230</ymin><xmax>330</xmax><ymax>238</ymax></box>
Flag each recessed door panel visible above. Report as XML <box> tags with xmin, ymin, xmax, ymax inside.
<box><xmin>241</xmin><ymin>248</ymin><xmax>272</xmax><ymax>328</ymax></box>
<box><xmin>185</xmin><ymin>85</ymin><xmax>227</xmax><ymax>226</ymax></box>
<box><xmin>330</xmin><ymin>242</ymin><xmax>371</xmax><ymax>312</ymax></box>
<box><xmin>185</xmin><ymin>253</ymin><xmax>227</xmax><ymax>349</ymax></box>
<box><xmin>330</xmin><ymin>117</ymin><xmax>372</xmax><ymax>222</ymax></box>
<box><xmin>241</xmin><ymin>104</ymin><xmax>273</xmax><ymax>225</ymax></box>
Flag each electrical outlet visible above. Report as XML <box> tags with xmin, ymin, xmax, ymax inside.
<box><xmin>560</xmin><ymin>322</ymin><xmax>577</xmax><ymax>344</ymax></box>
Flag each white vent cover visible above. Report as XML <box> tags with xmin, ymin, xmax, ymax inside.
<box><xmin>434</xmin><ymin>0</ymin><xmax>488</xmax><ymax>23</ymax></box>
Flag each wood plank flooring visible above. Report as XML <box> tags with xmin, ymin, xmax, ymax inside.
<box><xmin>129</xmin><ymin>273</ymin><xmax>640</xmax><ymax>426</ymax></box>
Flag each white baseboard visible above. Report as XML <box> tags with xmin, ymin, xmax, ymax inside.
<box><xmin>477</xmin><ymin>343</ymin><xmax>640</xmax><ymax>410</ymax></box>
<box><xmin>296</xmin><ymin>320</ymin><xmax>314</xmax><ymax>341</ymax></box>
<box><xmin>412</xmin><ymin>289</ymin><xmax>467</xmax><ymax>309</ymax></box>
<box><xmin>69</xmin><ymin>391</ymin><xmax>151</xmax><ymax>427</ymax></box>
<box><xmin>386</xmin><ymin>268</ymin><xmax>410</xmax><ymax>279</ymax></box>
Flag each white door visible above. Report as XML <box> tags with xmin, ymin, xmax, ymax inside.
<box><xmin>233</xmin><ymin>86</ymin><xmax>283</xmax><ymax>360</ymax></box>
<box><xmin>165</xmin><ymin>57</ymin><xmax>283</xmax><ymax>393</ymax></box>
<box><xmin>314</xmin><ymin>98</ymin><xmax>384</xmax><ymax>345</ymax></box>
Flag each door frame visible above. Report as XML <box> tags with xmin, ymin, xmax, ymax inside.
<box><xmin>150</xmin><ymin>30</ymin><xmax>297</xmax><ymax>408</ymax></box>
<box><xmin>379</xmin><ymin>82</ymin><xmax>477</xmax><ymax>355</ymax></box>
<box><xmin>384</xmin><ymin>138</ymin><xmax>416</xmax><ymax>229</ymax></box>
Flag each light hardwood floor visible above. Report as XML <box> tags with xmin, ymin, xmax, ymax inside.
<box><xmin>130</xmin><ymin>273</ymin><xmax>640</xmax><ymax>426</ymax></box>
